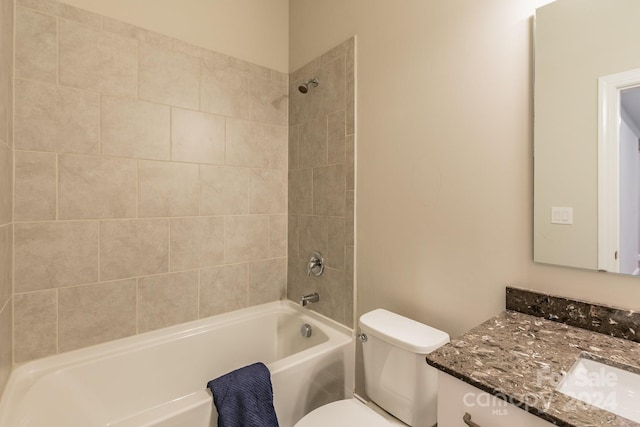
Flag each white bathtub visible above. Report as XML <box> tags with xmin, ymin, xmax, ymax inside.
<box><xmin>0</xmin><ymin>300</ymin><xmax>354</xmax><ymax>427</ymax></box>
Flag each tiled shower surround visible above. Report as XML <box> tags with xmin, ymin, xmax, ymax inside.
<box><xmin>11</xmin><ymin>0</ymin><xmax>290</xmax><ymax>363</ymax></box>
<box><xmin>287</xmin><ymin>39</ymin><xmax>355</xmax><ymax>327</ymax></box>
<box><xmin>4</xmin><ymin>0</ymin><xmax>356</xmax><ymax>369</ymax></box>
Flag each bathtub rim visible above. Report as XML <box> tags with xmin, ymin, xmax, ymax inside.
<box><xmin>0</xmin><ymin>300</ymin><xmax>354</xmax><ymax>414</ymax></box>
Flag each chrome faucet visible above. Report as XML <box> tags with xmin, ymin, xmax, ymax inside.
<box><xmin>300</xmin><ymin>292</ymin><xmax>320</xmax><ymax>307</ymax></box>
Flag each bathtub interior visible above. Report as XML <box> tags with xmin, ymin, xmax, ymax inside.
<box><xmin>275</xmin><ymin>313</ymin><xmax>328</xmax><ymax>358</ymax></box>
<box><xmin>0</xmin><ymin>301</ymin><xmax>354</xmax><ymax>427</ymax></box>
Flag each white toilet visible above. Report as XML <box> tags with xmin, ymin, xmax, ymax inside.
<box><xmin>295</xmin><ymin>309</ymin><xmax>450</xmax><ymax>427</ymax></box>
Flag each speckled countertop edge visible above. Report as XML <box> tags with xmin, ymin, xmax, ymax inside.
<box><xmin>506</xmin><ymin>287</ymin><xmax>640</xmax><ymax>343</ymax></box>
<box><xmin>426</xmin><ymin>310</ymin><xmax>640</xmax><ymax>427</ymax></box>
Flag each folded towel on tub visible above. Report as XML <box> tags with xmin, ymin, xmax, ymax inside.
<box><xmin>207</xmin><ymin>362</ymin><xmax>279</xmax><ymax>427</ymax></box>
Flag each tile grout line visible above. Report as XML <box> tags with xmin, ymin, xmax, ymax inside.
<box><xmin>10</xmin><ymin>0</ymin><xmax>16</xmax><ymax>361</ymax></box>
<box><xmin>136</xmin><ymin>160</ymin><xmax>139</xmax><ymax>218</ymax></box>
<box><xmin>197</xmin><ymin>55</ymin><xmax>202</xmax><ymax>112</ymax></box>
<box><xmin>325</xmin><ymin>113</ymin><xmax>329</xmax><ymax>165</ymax></box>
<box><xmin>246</xmin><ymin>165</ymin><xmax>251</xmax><ymax>214</ymax></box>
<box><xmin>222</xmin><ymin>216</ymin><xmax>227</xmax><ymax>267</ymax></box>
<box><xmin>10</xmin><ymin>144</ymin><xmax>290</xmax><ymax>171</ymax></box>
<box><xmin>196</xmin><ymin>270</ymin><xmax>200</xmax><ymax>320</ymax></box>
<box><xmin>136</xmin><ymin>39</ymin><xmax>140</xmax><ymax>102</ymax></box>
<box><xmin>223</xmin><ymin>117</ymin><xmax>227</xmax><ymax>169</ymax></box>
<box><xmin>98</xmin><ymin>92</ymin><xmax>102</xmax><ymax>158</ymax></box>
<box><xmin>55</xmin><ymin>154</ymin><xmax>59</xmax><ymax>220</ymax></box>
<box><xmin>97</xmin><ymin>219</ymin><xmax>101</xmax><ymax>282</ymax></box>
<box><xmin>167</xmin><ymin>219</ymin><xmax>171</xmax><ymax>273</ymax></box>
<box><xmin>168</xmin><ymin>106</ymin><xmax>172</xmax><ymax>162</ymax></box>
<box><xmin>245</xmin><ymin>263</ymin><xmax>249</xmax><ymax>308</ymax></box>
<box><xmin>56</xmin><ymin>15</ymin><xmax>59</xmax><ymax>85</ymax></box>
<box><xmin>135</xmin><ymin>278</ymin><xmax>139</xmax><ymax>334</ymax></box>
<box><xmin>11</xmin><ymin>211</ymin><xmax>291</xmax><ymax>225</ymax></box>
<box><xmin>55</xmin><ymin>288</ymin><xmax>59</xmax><ymax>355</ymax></box>
<box><xmin>197</xmin><ymin>164</ymin><xmax>201</xmax><ymax>216</ymax></box>
<box><xmin>267</xmin><ymin>215</ymin><xmax>272</xmax><ymax>260</ymax></box>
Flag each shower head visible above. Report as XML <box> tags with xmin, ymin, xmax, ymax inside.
<box><xmin>298</xmin><ymin>78</ymin><xmax>319</xmax><ymax>94</ymax></box>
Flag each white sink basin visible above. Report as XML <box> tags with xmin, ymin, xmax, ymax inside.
<box><xmin>557</xmin><ymin>354</ymin><xmax>640</xmax><ymax>423</ymax></box>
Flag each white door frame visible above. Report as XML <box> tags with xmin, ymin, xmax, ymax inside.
<box><xmin>598</xmin><ymin>68</ymin><xmax>640</xmax><ymax>272</ymax></box>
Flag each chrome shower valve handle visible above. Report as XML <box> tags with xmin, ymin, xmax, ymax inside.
<box><xmin>307</xmin><ymin>251</ymin><xmax>324</xmax><ymax>276</ymax></box>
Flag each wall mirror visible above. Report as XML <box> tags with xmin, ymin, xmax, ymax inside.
<box><xmin>534</xmin><ymin>0</ymin><xmax>640</xmax><ymax>275</ymax></box>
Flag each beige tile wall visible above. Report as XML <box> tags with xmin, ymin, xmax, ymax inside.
<box><xmin>0</xmin><ymin>0</ymin><xmax>13</xmax><ymax>395</ymax></box>
<box><xmin>287</xmin><ymin>39</ymin><xmax>356</xmax><ymax>327</ymax></box>
<box><xmin>12</xmin><ymin>0</ymin><xmax>288</xmax><ymax>363</ymax></box>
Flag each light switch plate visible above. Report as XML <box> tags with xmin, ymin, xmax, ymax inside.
<box><xmin>551</xmin><ymin>207</ymin><xmax>573</xmax><ymax>225</ymax></box>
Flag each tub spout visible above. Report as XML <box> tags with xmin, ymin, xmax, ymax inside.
<box><xmin>300</xmin><ymin>292</ymin><xmax>320</xmax><ymax>307</ymax></box>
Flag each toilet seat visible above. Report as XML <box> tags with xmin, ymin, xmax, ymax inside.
<box><xmin>294</xmin><ymin>398</ymin><xmax>405</xmax><ymax>427</ymax></box>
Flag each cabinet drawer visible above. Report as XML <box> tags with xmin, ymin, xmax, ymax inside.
<box><xmin>437</xmin><ymin>372</ymin><xmax>554</xmax><ymax>427</ymax></box>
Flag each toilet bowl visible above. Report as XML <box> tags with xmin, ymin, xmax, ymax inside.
<box><xmin>295</xmin><ymin>398</ymin><xmax>406</xmax><ymax>427</ymax></box>
<box><xmin>294</xmin><ymin>309</ymin><xmax>449</xmax><ymax>427</ymax></box>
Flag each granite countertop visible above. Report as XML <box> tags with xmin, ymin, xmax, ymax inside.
<box><xmin>426</xmin><ymin>310</ymin><xmax>640</xmax><ymax>427</ymax></box>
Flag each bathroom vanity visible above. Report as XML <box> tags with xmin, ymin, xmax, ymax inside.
<box><xmin>426</xmin><ymin>288</ymin><xmax>640</xmax><ymax>427</ymax></box>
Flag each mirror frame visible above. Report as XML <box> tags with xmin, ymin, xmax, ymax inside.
<box><xmin>598</xmin><ymin>68</ymin><xmax>640</xmax><ymax>273</ymax></box>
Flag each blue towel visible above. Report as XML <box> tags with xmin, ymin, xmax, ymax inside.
<box><xmin>207</xmin><ymin>362</ymin><xmax>279</xmax><ymax>427</ymax></box>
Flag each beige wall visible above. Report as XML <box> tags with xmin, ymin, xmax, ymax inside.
<box><xmin>0</xmin><ymin>0</ymin><xmax>13</xmax><ymax>395</ymax></box>
<box><xmin>12</xmin><ymin>0</ymin><xmax>288</xmax><ymax>363</ymax></box>
<box><xmin>291</xmin><ymin>0</ymin><xmax>541</xmax><ymax>339</ymax></box>
<box><xmin>54</xmin><ymin>0</ymin><xmax>289</xmax><ymax>72</ymax></box>
<box><xmin>534</xmin><ymin>0</ymin><xmax>640</xmax><ymax>270</ymax></box>
<box><xmin>287</xmin><ymin>39</ymin><xmax>355</xmax><ymax>327</ymax></box>
<box><xmin>290</xmin><ymin>0</ymin><xmax>640</xmax><ymax>373</ymax></box>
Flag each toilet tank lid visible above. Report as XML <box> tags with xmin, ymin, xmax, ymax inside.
<box><xmin>359</xmin><ymin>309</ymin><xmax>450</xmax><ymax>354</ymax></box>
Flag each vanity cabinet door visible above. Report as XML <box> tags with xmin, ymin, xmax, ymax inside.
<box><xmin>437</xmin><ymin>372</ymin><xmax>554</xmax><ymax>427</ymax></box>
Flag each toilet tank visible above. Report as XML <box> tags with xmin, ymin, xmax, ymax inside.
<box><xmin>359</xmin><ymin>309</ymin><xmax>449</xmax><ymax>427</ymax></box>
